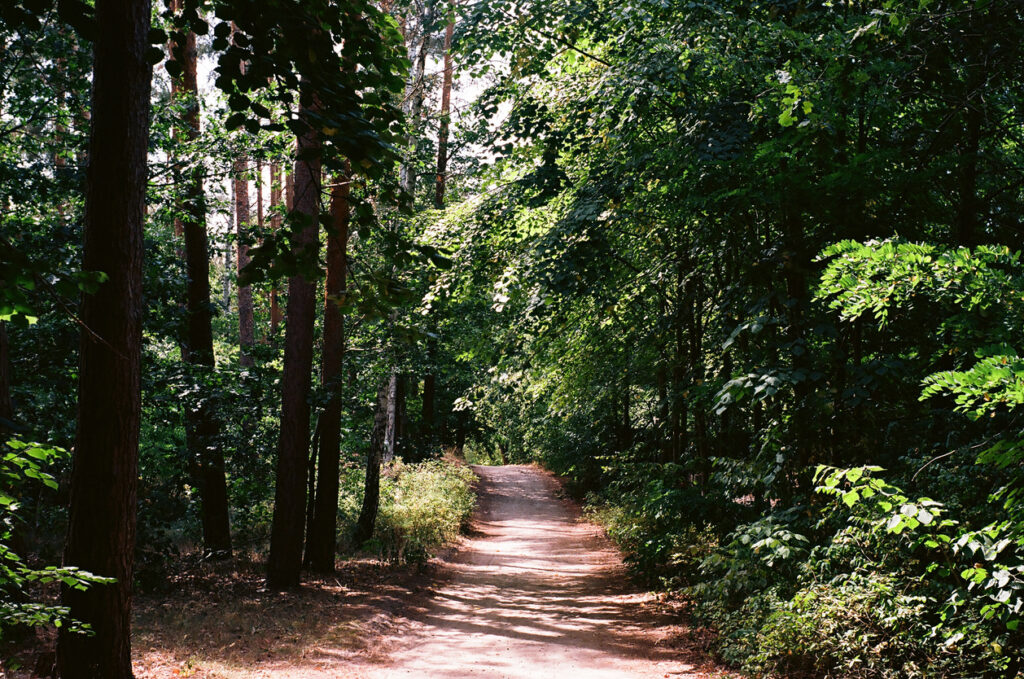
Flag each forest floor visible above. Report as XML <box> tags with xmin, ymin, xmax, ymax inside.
<box><xmin>6</xmin><ymin>465</ymin><xmax>730</xmax><ymax>678</ymax></box>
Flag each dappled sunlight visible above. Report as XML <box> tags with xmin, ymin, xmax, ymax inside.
<box><xmin>371</xmin><ymin>465</ymin><xmax>704</xmax><ymax>679</ymax></box>
<box><xmin>130</xmin><ymin>560</ymin><xmax>420</xmax><ymax>679</ymax></box>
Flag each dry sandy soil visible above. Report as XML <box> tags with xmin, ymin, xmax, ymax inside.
<box><xmin>365</xmin><ymin>464</ymin><xmax>725</xmax><ymax>679</ymax></box>
<box><xmin>5</xmin><ymin>465</ymin><xmax>729</xmax><ymax>679</ymax></box>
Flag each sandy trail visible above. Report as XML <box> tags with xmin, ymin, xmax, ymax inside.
<box><xmin>371</xmin><ymin>464</ymin><xmax>705</xmax><ymax>679</ymax></box>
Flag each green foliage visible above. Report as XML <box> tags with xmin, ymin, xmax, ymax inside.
<box><xmin>1</xmin><ymin>439</ymin><xmax>113</xmax><ymax>639</ymax></box>
<box><xmin>750</xmin><ymin>573</ymin><xmax>935</xmax><ymax>679</ymax></box>
<box><xmin>340</xmin><ymin>459</ymin><xmax>476</xmax><ymax>564</ymax></box>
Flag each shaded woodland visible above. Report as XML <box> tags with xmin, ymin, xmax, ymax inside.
<box><xmin>3</xmin><ymin>0</ymin><xmax>1024</xmax><ymax>677</ymax></box>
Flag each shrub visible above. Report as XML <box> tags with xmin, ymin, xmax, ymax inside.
<box><xmin>1</xmin><ymin>438</ymin><xmax>112</xmax><ymax>639</ymax></box>
<box><xmin>340</xmin><ymin>459</ymin><xmax>477</xmax><ymax>563</ymax></box>
<box><xmin>749</xmin><ymin>573</ymin><xmax>930</xmax><ymax>678</ymax></box>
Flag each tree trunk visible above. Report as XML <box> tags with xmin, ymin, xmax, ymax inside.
<box><xmin>267</xmin><ymin>93</ymin><xmax>321</xmax><ymax>591</ymax></box>
<box><xmin>269</xmin><ymin>162</ymin><xmax>284</xmax><ymax>333</ymax></box>
<box><xmin>167</xmin><ymin>3</ymin><xmax>232</xmax><ymax>558</ymax></box>
<box><xmin>56</xmin><ymin>0</ymin><xmax>151</xmax><ymax>674</ymax></box>
<box><xmin>221</xmin><ymin>245</ymin><xmax>231</xmax><ymax>312</ymax></box>
<box><xmin>305</xmin><ymin>168</ymin><xmax>350</xmax><ymax>573</ymax></box>
<box><xmin>0</xmin><ymin>322</ymin><xmax>12</xmax><ymax>435</ymax></box>
<box><xmin>384</xmin><ymin>372</ymin><xmax>398</xmax><ymax>463</ymax></box>
<box><xmin>396</xmin><ymin>374</ymin><xmax>408</xmax><ymax>457</ymax></box>
<box><xmin>234</xmin><ymin>159</ymin><xmax>255</xmax><ymax>367</ymax></box>
<box><xmin>399</xmin><ymin>0</ymin><xmax>435</xmax><ymax>196</ymax></box>
<box><xmin>434</xmin><ymin>15</ymin><xmax>454</xmax><ymax>209</ymax></box>
<box><xmin>421</xmin><ymin>360</ymin><xmax>435</xmax><ymax>440</ymax></box>
<box><xmin>353</xmin><ymin>380</ymin><xmax>391</xmax><ymax>547</ymax></box>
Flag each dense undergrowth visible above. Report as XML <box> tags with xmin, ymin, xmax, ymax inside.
<box><xmin>569</xmin><ymin>452</ymin><xmax>1018</xmax><ymax>678</ymax></box>
<box><xmin>339</xmin><ymin>459</ymin><xmax>477</xmax><ymax>563</ymax></box>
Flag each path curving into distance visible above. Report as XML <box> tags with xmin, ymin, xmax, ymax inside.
<box><xmin>372</xmin><ymin>464</ymin><xmax>709</xmax><ymax>679</ymax></box>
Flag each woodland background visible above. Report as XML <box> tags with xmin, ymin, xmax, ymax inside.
<box><xmin>3</xmin><ymin>0</ymin><xmax>1024</xmax><ymax>677</ymax></box>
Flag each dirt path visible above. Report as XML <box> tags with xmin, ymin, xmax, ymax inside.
<box><xmin>370</xmin><ymin>464</ymin><xmax>712</xmax><ymax>679</ymax></box>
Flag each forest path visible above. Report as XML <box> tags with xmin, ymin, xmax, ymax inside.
<box><xmin>369</xmin><ymin>464</ymin><xmax>710</xmax><ymax>679</ymax></box>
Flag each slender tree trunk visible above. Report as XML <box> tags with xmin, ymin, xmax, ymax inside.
<box><xmin>454</xmin><ymin>410</ymin><xmax>466</xmax><ymax>456</ymax></box>
<box><xmin>671</xmin><ymin>261</ymin><xmax>686</xmax><ymax>465</ymax></box>
<box><xmin>396</xmin><ymin>374</ymin><xmax>408</xmax><ymax>456</ymax></box>
<box><xmin>167</xmin><ymin>3</ymin><xmax>232</xmax><ymax>558</ymax></box>
<box><xmin>353</xmin><ymin>380</ymin><xmax>391</xmax><ymax>547</ymax></box>
<box><xmin>56</xmin><ymin>0</ymin><xmax>151</xmax><ymax>674</ymax></box>
<box><xmin>255</xmin><ymin>158</ymin><xmax>265</xmax><ymax>341</ymax></box>
<box><xmin>434</xmin><ymin>15</ymin><xmax>454</xmax><ymax>209</ymax></box>
<box><xmin>221</xmin><ymin>244</ymin><xmax>231</xmax><ymax>312</ymax></box>
<box><xmin>267</xmin><ymin>93</ymin><xmax>321</xmax><ymax>590</ymax></box>
<box><xmin>656</xmin><ymin>354</ymin><xmax>669</xmax><ymax>463</ymax></box>
<box><xmin>687</xmin><ymin>272</ymin><xmax>710</xmax><ymax>485</ymax></box>
<box><xmin>230</xmin><ymin>22</ymin><xmax>255</xmax><ymax>365</ymax></box>
<box><xmin>305</xmin><ymin>168</ymin><xmax>350</xmax><ymax>573</ymax></box>
<box><xmin>384</xmin><ymin>372</ymin><xmax>399</xmax><ymax>463</ymax></box>
<box><xmin>234</xmin><ymin>159</ymin><xmax>255</xmax><ymax>366</ymax></box>
<box><xmin>269</xmin><ymin>162</ymin><xmax>284</xmax><ymax>333</ymax></box>
<box><xmin>421</xmin><ymin>341</ymin><xmax>436</xmax><ymax>440</ymax></box>
<box><xmin>0</xmin><ymin>322</ymin><xmax>12</xmax><ymax>435</ymax></box>
<box><xmin>399</xmin><ymin>0</ymin><xmax>435</xmax><ymax>196</ymax></box>
<box><xmin>418</xmin><ymin>14</ymin><xmax>453</xmax><ymax>445</ymax></box>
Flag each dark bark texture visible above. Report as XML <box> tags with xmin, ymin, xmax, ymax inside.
<box><xmin>167</xmin><ymin>0</ymin><xmax>232</xmax><ymax>558</ymax></box>
<box><xmin>267</xmin><ymin>96</ymin><xmax>321</xmax><ymax>590</ymax></box>
<box><xmin>305</xmin><ymin>170</ymin><xmax>350</xmax><ymax>573</ymax></box>
<box><xmin>353</xmin><ymin>380</ymin><xmax>391</xmax><ymax>547</ymax></box>
<box><xmin>56</xmin><ymin>0</ymin><xmax>152</xmax><ymax>674</ymax></box>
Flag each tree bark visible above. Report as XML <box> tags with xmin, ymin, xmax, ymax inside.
<box><xmin>399</xmin><ymin>0</ymin><xmax>435</xmax><ymax>196</ymax></box>
<box><xmin>230</xmin><ymin>23</ymin><xmax>255</xmax><ymax>366</ymax></box>
<box><xmin>434</xmin><ymin>15</ymin><xmax>454</xmax><ymax>209</ymax></box>
<box><xmin>384</xmin><ymin>372</ymin><xmax>399</xmax><ymax>463</ymax></box>
<box><xmin>353</xmin><ymin>380</ymin><xmax>391</xmax><ymax>547</ymax></box>
<box><xmin>166</xmin><ymin>1</ymin><xmax>232</xmax><ymax>558</ymax></box>
<box><xmin>269</xmin><ymin>162</ymin><xmax>284</xmax><ymax>333</ymax></box>
<box><xmin>305</xmin><ymin>168</ymin><xmax>350</xmax><ymax>573</ymax></box>
<box><xmin>234</xmin><ymin>160</ymin><xmax>255</xmax><ymax>366</ymax></box>
<box><xmin>56</xmin><ymin>0</ymin><xmax>151</xmax><ymax>674</ymax></box>
<box><xmin>267</xmin><ymin>94</ymin><xmax>321</xmax><ymax>590</ymax></box>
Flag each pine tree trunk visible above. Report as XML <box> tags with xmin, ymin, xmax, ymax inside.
<box><xmin>56</xmin><ymin>0</ymin><xmax>151</xmax><ymax>674</ymax></box>
<box><xmin>267</xmin><ymin>93</ymin><xmax>321</xmax><ymax>591</ymax></box>
<box><xmin>269</xmin><ymin>162</ymin><xmax>284</xmax><ymax>333</ymax></box>
<box><xmin>353</xmin><ymin>380</ymin><xmax>391</xmax><ymax>547</ymax></box>
<box><xmin>305</xmin><ymin>168</ymin><xmax>350</xmax><ymax>573</ymax></box>
<box><xmin>166</xmin><ymin>7</ymin><xmax>232</xmax><ymax>558</ymax></box>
